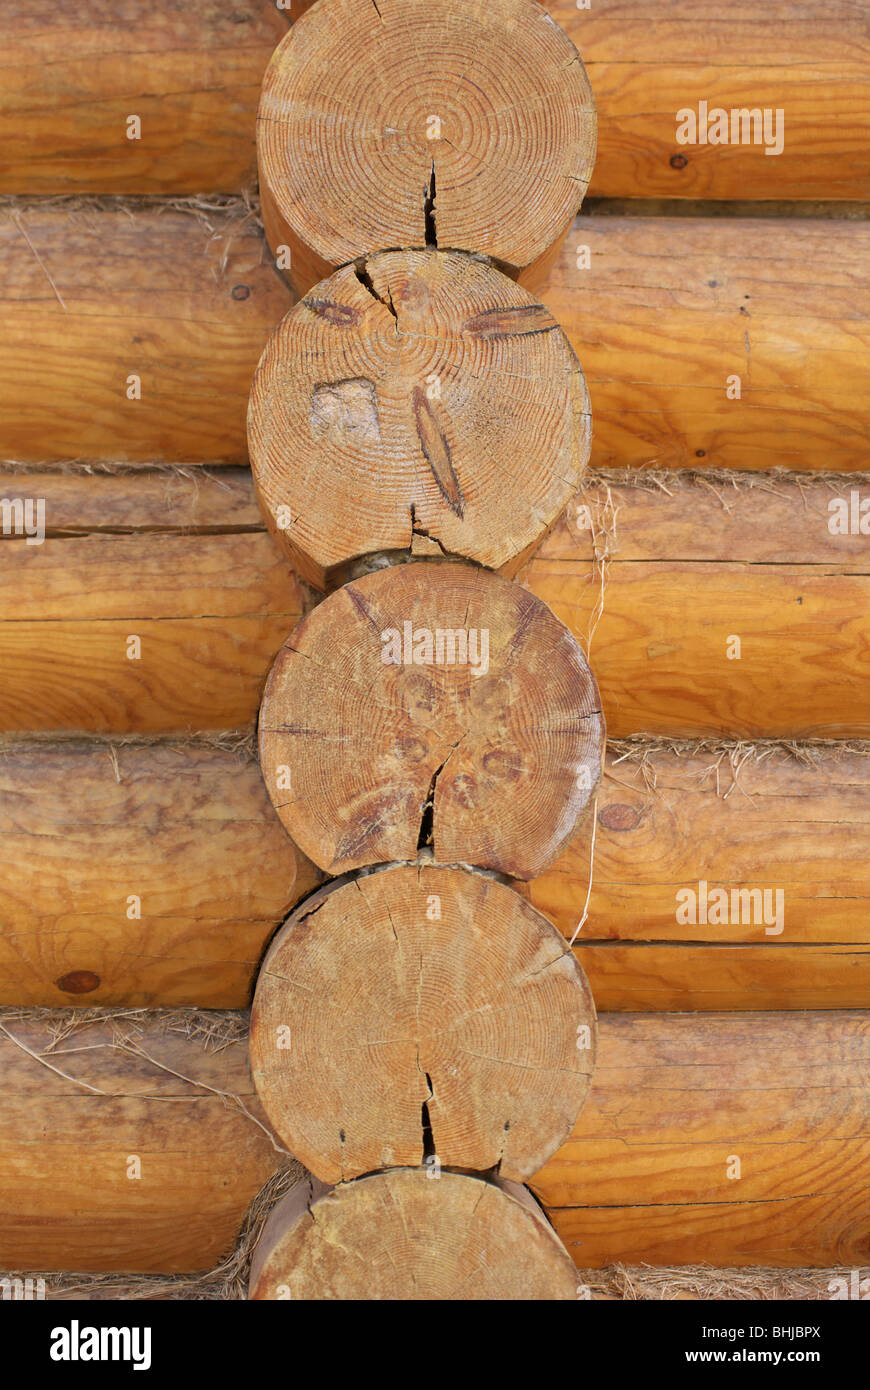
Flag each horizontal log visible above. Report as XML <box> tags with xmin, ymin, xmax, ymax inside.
<box><xmin>0</xmin><ymin>472</ymin><xmax>303</xmax><ymax>731</ymax></box>
<box><xmin>528</xmin><ymin>740</ymin><xmax>870</xmax><ymax>1011</ymax></box>
<box><xmin>543</xmin><ymin>216</ymin><xmax>870</xmax><ymax>472</ymax></box>
<box><xmin>3</xmin><ymin>470</ymin><xmax>868</xmax><ymax>743</ymax></box>
<box><xmin>0</xmin><ymin>1013</ymin><xmax>280</xmax><ymax>1273</ymax></box>
<box><xmin>522</xmin><ymin>475</ymin><xmax>870</xmax><ymax>738</ymax></box>
<box><xmin>1</xmin><ymin>3</ymin><xmax>864</xmax><ymax>201</ymax></box>
<box><xmin>2</xmin><ymin>208</ymin><xmax>866</xmax><ymax>471</ymax></box>
<box><xmin>0</xmin><ymin>0</ymin><xmax>288</xmax><ymax>194</ymax></box>
<box><xmin>0</xmin><ymin>208</ymin><xmax>289</xmax><ymax>464</ymax></box>
<box><xmin>0</xmin><ymin>468</ymin><xmax>263</xmax><ymax>534</ymax></box>
<box><xmin>2</xmin><ymin>1009</ymin><xmax>866</xmax><ymax>1272</ymax></box>
<box><xmin>569</xmin><ymin>0</ymin><xmax>870</xmax><ymax>201</ymax></box>
<box><xmin>572</xmin><ymin>944</ymin><xmax>870</xmax><ymax>1013</ymax></box>
<box><xmin>535</xmin><ymin>1010</ymin><xmax>870</xmax><ymax>1269</ymax></box>
<box><xmin>3</xmin><ymin>731</ymin><xmax>869</xmax><ymax>1012</ymax></box>
<box><xmin>0</xmin><ymin>741</ymin><xmax>320</xmax><ymax>1007</ymax></box>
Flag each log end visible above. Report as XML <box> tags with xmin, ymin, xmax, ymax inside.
<box><xmin>249</xmin><ymin>1169</ymin><xmax>580</xmax><ymax>1300</ymax></box>
<box><xmin>250</xmin><ymin>863</ymin><xmax>597</xmax><ymax>1182</ymax></box>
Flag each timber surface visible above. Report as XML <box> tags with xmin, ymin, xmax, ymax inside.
<box><xmin>0</xmin><ymin>209</ymin><xmax>289</xmax><ymax>464</ymax></box>
<box><xmin>0</xmin><ymin>0</ymin><xmax>288</xmax><ymax>193</ymax></box>
<box><xmin>0</xmin><ymin>470</ymin><xmax>302</xmax><ymax>733</ymax></box>
<box><xmin>521</xmin><ymin>475</ymin><xmax>870</xmax><ymax>739</ymax></box>
<box><xmin>0</xmin><ymin>1015</ymin><xmax>279</xmax><ymax>1274</ymax></box>
<box><xmin>0</xmin><ymin>2</ymin><xmax>865</xmax><ymax>200</ymax></box>
<box><xmin>1</xmin><ymin>1010</ymin><xmax>865</xmax><ymax>1272</ymax></box>
<box><xmin>1</xmin><ymin>208</ymin><xmax>865</xmax><ymax>470</ymax></box>
<box><xmin>536</xmin><ymin>1011</ymin><xmax>870</xmax><ymax>1269</ymax></box>
<box><xmin>0</xmin><ymin>741</ymin><xmax>320</xmax><ymax>1007</ymax></box>
<box><xmin>543</xmin><ymin>216</ymin><xmax>870</xmax><ymax>472</ymax></box>
<box><xmin>535</xmin><ymin>744</ymin><xmax>870</xmax><ymax>1011</ymax></box>
<box><xmin>565</xmin><ymin>0</ymin><xmax>870</xmax><ymax>201</ymax></box>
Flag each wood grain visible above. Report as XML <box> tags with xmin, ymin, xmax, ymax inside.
<box><xmin>0</xmin><ymin>208</ymin><xmax>289</xmax><ymax>464</ymax></box>
<box><xmin>1</xmin><ymin>2</ymin><xmax>864</xmax><ymax>201</ymax></box>
<box><xmin>522</xmin><ymin>475</ymin><xmax>870</xmax><ymax>738</ymax></box>
<box><xmin>543</xmin><ymin>216</ymin><xmax>870</xmax><ymax>472</ymax></box>
<box><xmin>558</xmin><ymin>0</ymin><xmax>870</xmax><ymax>201</ymax></box>
<box><xmin>248</xmin><ymin>248</ymin><xmax>591</xmax><ymax>589</ymax></box>
<box><xmin>0</xmin><ymin>1014</ymin><xmax>279</xmax><ymax>1273</ymax></box>
<box><xmin>0</xmin><ymin>517</ymin><xmax>303</xmax><ymax>732</ymax></box>
<box><xmin>258</xmin><ymin>0</ymin><xmax>596</xmax><ymax>295</ymax></box>
<box><xmin>249</xmin><ymin>1169</ymin><xmax>579</xmax><ymax>1300</ymax></box>
<box><xmin>250</xmin><ymin>864</ymin><xmax>596</xmax><ymax>1183</ymax></box>
<box><xmin>0</xmin><ymin>742</ymin><xmax>320</xmax><ymax>1007</ymax></box>
<box><xmin>529</xmin><ymin>740</ymin><xmax>870</xmax><ymax>1011</ymax></box>
<box><xmin>0</xmin><ymin>0</ymin><xmax>288</xmax><ymax>194</ymax></box>
<box><xmin>535</xmin><ymin>1011</ymin><xmax>870</xmax><ymax>1268</ymax></box>
<box><xmin>259</xmin><ymin>561</ymin><xmax>604</xmax><ymax>879</ymax></box>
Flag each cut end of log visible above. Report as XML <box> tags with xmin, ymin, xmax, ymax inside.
<box><xmin>250</xmin><ymin>862</ymin><xmax>597</xmax><ymax>1182</ymax></box>
<box><xmin>248</xmin><ymin>248</ymin><xmax>591</xmax><ymax>589</ymax></box>
<box><xmin>248</xmin><ymin>1168</ymin><xmax>579</xmax><ymax>1300</ymax></box>
<box><xmin>258</xmin><ymin>561</ymin><xmax>605</xmax><ymax>878</ymax></box>
<box><xmin>258</xmin><ymin>0</ymin><xmax>596</xmax><ymax>294</ymax></box>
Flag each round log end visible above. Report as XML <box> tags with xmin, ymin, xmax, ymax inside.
<box><xmin>249</xmin><ymin>1169</ymin><xmax>579</xmax><ymax>1300</ymax></box>
<box><xmin>258</xmin><ymin>561</ymin><xmax>604</xmax><ymax>878</ymax></box>
<box><xmin>249</xmin><ymin>248</ymin><xmax>591</xmax><ymax>591</ymax></box>
<box><xmin>250</xmin><ymin>863</ymin><xmax>597</xmax><ymax>1182</ymax></box>
<box><xmin>258</xmin><ymin>0</ymin><xmax>596</xmax><ymax>294</ymax></box>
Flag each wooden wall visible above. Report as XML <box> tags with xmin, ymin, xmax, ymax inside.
<box><xmin>0</xmin><ymin>0</ymin><xmax>867</xmax><ymax>1278</ymax></box>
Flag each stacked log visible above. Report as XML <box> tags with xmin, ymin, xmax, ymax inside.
<box><xmin>257</xmin><ymin>563</ymin><xmax>603</xmax><ymax>878</ymax></box>
<box><xmin>244</xmin><ymin>0</ymin><xmax>602</xmax><ymax>1297</ymax></box>
<box><xmin>257</xmin><ymin>0</ymin><xmax>596</xmax><ymax>295</ymax></box>
<box><xmin>249</xmin><ymin>865</ymin><xmax>597</xmax><ymax>1182</ymax></box>
<box><xmin>248</xmin><ymin>1170</ymin><xmax>580</xmax><ymax>1301</ymax></box>
<box><xmin>248</xmin><ymin>248</ymin><xmax>591</xmax><ymax>587</ymax></box>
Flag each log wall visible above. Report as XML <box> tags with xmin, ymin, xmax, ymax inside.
<box><xmin>522</xmin><ymin>475</ymin><xmax>870</xmax><ymax>738</ymax></box>
<box><xmin>0</xmin><ymin>471</ymin><xmax>301</xmax><ymax>733</ymax></box>
<box><xmin>538</xmin><ymin>1010</ymin><xmax>870</xmax><ymax>1269</ymax></box>
<box><xmin>0</xmin><ymin>1</ymin><xmax>289</xmax><ymax>194</ymax></box>
<box><xmin>0</xmin><ymin>741</ymin><xmax>319</xmax><ymax>1008</ymax></box>
<box><xmin>2</xmin><ymin>0</ymin><xmax>868</xmax><ymax>1286</ymax></box>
